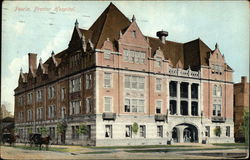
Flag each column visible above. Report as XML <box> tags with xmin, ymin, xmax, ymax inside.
<box><xmin>188</xmin><ymin>83</ymin><xmax>192</xmax><ymax>116</ymax></box>
<box><xmin>166</xmin><ymin>79</ymin><xmax>169</xmax><ymax>116</ymax></box>
<box><xmin>177</xmin><ymin>82</ymin><xmax>180</xmax><ymax>115</ymax></box>
<box><xmin>198</xmin><ymin>84</ymin><xmax>201</xmax><ymax>116</ymax></box>
<box><xmin>177</xmin><ymin>126</ymin><xmax>185</xmax><ymax>143</ymax></box>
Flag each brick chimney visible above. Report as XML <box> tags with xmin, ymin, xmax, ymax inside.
<box><xmin>241</xmin><ymin>76</ymin><xmax>247</xmax><ymax>84</ymax></box>
<box><xmin>28</xmin><ymin>53</ymin><xmax>37</xmax><ymax>72</ymax></box>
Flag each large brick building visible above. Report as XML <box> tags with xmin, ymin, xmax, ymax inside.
<box><xmin>234</xmin><ymin>76</ymin><xmax>249</xmax><ymax>142</ymax></box>
<box><xmin>14</xmin><ymin>3</ymin><xmax>234</xmax><ymax>146</ymax></box>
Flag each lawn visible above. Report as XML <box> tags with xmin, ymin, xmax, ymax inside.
<box><xmin>125</xmin><ymin>147</ymin><xmax>233</xmax><ymax>153</ymax></box>
<box><xmin>4</xmin><ymin>145</ymin><xmax>69</xmax><ymax>152</ymax></box>
<box><xmin>212</xmin><ymin>143</ymin><xmax>248</xmax><ymax>146</ymax></box>
<box><xmin>86</xmin><ymin>145</ymin><xmax>198</xmax><ymax>149</ymax></box>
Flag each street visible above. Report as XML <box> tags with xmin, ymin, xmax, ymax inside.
<box><xmin>0</xmin><ymin>143</ymin><xmax>248</xmax><ymax>159</ymax></box>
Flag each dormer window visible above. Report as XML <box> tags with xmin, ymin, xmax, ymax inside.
<box><xmin>155</xmin><ymin>57</ymin><xmax>162</xmax><ymax>67</ymax></box>
<box><xmin>104</xmin><ymin>50</ymin><xmax>111</xmax><ymax>59</ymax></box>
<box><xmin>132</xmin><ymin>30</ymin><xmax>136</xmax><ymax>38</ymax></box>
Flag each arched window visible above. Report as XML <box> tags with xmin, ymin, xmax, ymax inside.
<box><xmin>217</xmin><ymin>85</ymin><xmax>222</xmax><ymax>97</ymax></box>
<box><xmin>213</xmin><ymin>85</ymin><xmax>217</xmax><ymax>96</ymax></box>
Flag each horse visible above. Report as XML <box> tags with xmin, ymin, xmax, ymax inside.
<box><xmin>29</xmin><ymin>133</ymin><xmax>42</xmax><ymax>147</ymax></box>
<box><xmin>2</xmin><ymin>133</ymin><xmax>19</xmax><ymax>146</ymax></box>
<box><xmin>37</xmin><ymin>135</ymin><xmax>51</xmax><ymax>150</ymax></box>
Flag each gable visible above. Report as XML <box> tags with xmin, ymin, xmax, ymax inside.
<box><xmin>68</xmin><ymin>27</ymin><xmax>82</xmax><ymax>49</ymax></box>
<box><xmin>209</xmin><ymin>48</ymin><xmax>225</xmax><ymax>65</ymax></box>
<box><xmin>153</xmin><ymin>47</ymin><xmax>165</xmax><ymax>59</ymax></box>
<box><xmin>119</xmin><ymin>21</ymin><xmax>149</xmax><ymax>48</ymax></box>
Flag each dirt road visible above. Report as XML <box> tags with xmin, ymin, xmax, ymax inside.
<box><xmin>1</xmin><ymin>144</ymin><xmax>248</xmax><ymax>159</ymax></box>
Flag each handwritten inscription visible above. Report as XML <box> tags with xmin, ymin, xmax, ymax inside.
<box><xmin>15</xmin><ymin>6</ymin><xmax>75</xmax><ymax>12</ymax></box>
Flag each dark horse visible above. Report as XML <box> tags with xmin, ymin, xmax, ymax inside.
<box><xmin>29</xmin><ymin>134</ymin><xmax>51</xmax><ymax>150</ymax></box>
<box><xmin>2</xmin><ymin>133</ymin><xmax>19</xmax><ymax>146</ymax></box>
<box><xmin>38</xmin><ymin>136</ymin><xmax>51</xmax><ymax>150</ymax></box>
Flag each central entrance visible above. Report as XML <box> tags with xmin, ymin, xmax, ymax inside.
<box><xmin>172</xmin><ymin>123</ymin><xmax>198</xmax><ymax>143</ymax></box>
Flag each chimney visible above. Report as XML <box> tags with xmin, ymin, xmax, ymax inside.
<box><xmin>156</xmin><ymin>30</ymin><xmax>168</xmax><ymax>44</ymax></box>
<box><xmin>241</xmin><ymin>76</ymin><xmax>247</xmax><ymax>84</ymax></box>
<box><xmin>28</xmin><ymin>53</ymin><xmax>37</xmax><ymax>72</ymax></box>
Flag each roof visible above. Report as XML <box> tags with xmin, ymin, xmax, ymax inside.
<box><xmin>183</xmin><ymin>38</ymin><xmax>212</xmax><ymax>68</ymax></box>
<box><xmin>147</xmin><ymin>36</ymin><xmax>184</xmax><ymax>67</ymax></box>
<box><xmin>88</xmin><ymin>2</ymin><xmax>131</xmax><ymax>49</ymax></box>
<box><xmin>33</xmin><ymin>3</ymin><xmax>230</xmax><ymax>73</ymax></box>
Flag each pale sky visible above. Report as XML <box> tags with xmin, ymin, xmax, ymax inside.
<box><xmin>2</xmin><ymin>1</ymin><xmax>249</xmax><ymax>114</ymax></box>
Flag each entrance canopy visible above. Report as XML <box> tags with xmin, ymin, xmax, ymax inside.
<box><xmin>172</xmin><ymin>123</ymin><xmax>198</xmax><ymax>143</ymax></box>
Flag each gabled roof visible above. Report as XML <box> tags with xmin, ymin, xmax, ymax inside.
<box><xmin>147</xmin><ymin>36</ymin><xmax>184</xmax><ymax>67</ymax></box>
<box><xmin>88</xmin><ymin>2</ymin><xmax>131</xmax><ymax>49</ymax></box>
<box><xmin>147</xmin><ymin>37</ymin><xmax>213</xmax><ymax>69</ymax></box>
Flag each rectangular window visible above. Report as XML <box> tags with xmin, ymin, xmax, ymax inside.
<box><xmin>27</xmin><ymin>93</ymin><xmax>33</xmax><ymax>104</ymax></box>
<box><xmin>104</xmin><ymin>97</ymin><xmax>112</xmax><ymax>112</ymax></box>
<box><xmin>156</xmin><ymin>100</ymin><xmax>162</xmax><ymax>114</ymax></box>
<box><xmin>213</xmin><ymin>104</ymin><xmax>222</xmax><ymax>117</ymax></box>
<box><xmin>70</xmin><ymin>78</ymin><xmax>81</xmax><ymax>93</ymax></box>
<box><xmin>124</xmin><ymin>75</ymin><xmax>144</xmax><ymax>90</ymax></box>
<box><xmin>138</xmin><ymin>99</ymin><xmax>144</xmax><ymax>112</ymax></box>
<box><xmin>124</xmin><ymin>98</ymin><xmax>144</xmax><ymax>113</ymax></box>
<box><xmin>104</xmin><ymin>50</ymin><xmax>111</xmax><ymax>59</ymax></box>
<box><xmin>124</xmin><ymin>99</ymin><xmax>130</xmax><ymax>112</ymax></box>
<box><xmin>138</xmin><ymin>77</ymin><xmax>145</xmax><ymax>90</ymax></box>
<box><xmin>125</xmin><ymin>76</ymin><xmax>130</xmax><ymax>88</ymax></box>
<box><xmin>155</xmin><ymin>57</ymin><xmax>162</xmax><ymax>67</ymax></box>
<box><xmin>36</xmin><ymin>108</ymin><xmax>43</xmax><ymax>120</ymax></box>
<box><xmin>131</xmin><ymin>76</ymin><xmax>137</xmax><ymax>89</ymax></box>
<box><xmin>123</xmin><ymin>49</ymin><xmax>146</xmax><ymax>64</ymax></box>
<box><xmin>61</xmin><ymin>107</ymin><xmax>66</xmax><ymax>118</ymax></box>
<box><xmin>205</xmin><ymin>126</ymin><xmax>210</xmax><ymax>137</ymax></box>
<box><xmin>86</xmin><ymin>98</ymin><xmax>91</xmax><ymax>113</ymax></box>
<box><xmin>125</xmin><ymin>125</ymin><xmax>132</xmax><ymax>138</ymax></box>
<box><xmin>72</xmin><ymin>126</ymin><xmax>79</xmax><ymax>139</ymax></box>
<box><xmin>61</xmin><ymin>88</ymin><xmax>66</xmax><ymax>101</ymax></box>
<box><xmin>124</xmin><ymin>50</ymin><xmax>129</xmax><ymax>62</ymax></box>
<box><xmin>217</xmin><ymin>104</ymin><xmax>221</xmax><ymax>116</ymax></box>
<box><xmin>226</xmin><ymin>126</ymin><xmax>230</xmax><ymax>137</ymax></box>
<box><xmin>86</xmin><ymin>74</ymin><xmax>92</xmax><ymax>89</ymax></box>
<box><xmin>131</xmin><ymin>99</ymin><xmax>137</xmax><ymax>112</ymax></box>
<box><xmin>48</xmin><ymin>105</ymin><xmax>56</xmax><ymax>118</ymax></box>
<box><xmin>18</xmin><ymin>96</ymin><xmax>23</xmax><ymax>106</ymax></box>
<box><xmin>36</xmin><ymin>90</ymin><xmax>42</xmax><ymax>102</ymax></box>
<box><xmin>156</xmin><ymin>78</ymin><xmax>162</xmax><ymax>91</ymax></box>
<box><xmin>104</xmin><ymin>72</ymin><xmax>112</xmax><ymax>88</ymax></box>
<box><xmin>105</xmin><ymin>125</ymin><xmax>112</xmax><ymax>138</ymax></box>
<box><xmin>157</xmin><ymin>126</ymin><xmax>163</xmax><ymax>137</ymax></box>
<box><xmin>140</xmin><ymin>125</ymin><xmax>146</xmax><ymax>138</ymax></box>
<box><xmin>87</xmin><ymin>125</ymin><xmax>91</xmax><ymax>139</ymax></box>
<box><xmin>48</xmin><ymin>86</ymin><xmax>55</xmax><ymax>99</ymax></box>
<box><xmin>70</xmin><ymin>101</ymin><xmax>81</xmax><ymax>115</ymax></box>
<box><xmin>27</xmin><ymin>109</ymin><xmax>33</xmax><ymax>121</ymax></box>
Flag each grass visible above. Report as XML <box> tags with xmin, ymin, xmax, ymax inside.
<box><xmin>212</xmin><ymin>143</ymin><xmax>248</xmax><ymax>146</ymax></box>
<box><xmin>86</xmin><ymin>145</ymin><xmax>198</xmax><ymax>149</ymax></box>
<box><xmin>83</xmin><ymin>151</ymin><xmax>113</xmax><ymax>154</ymax></box>
<box><xmin>125</xmin><ymin>147</ymin><xmax>233</xmax><ymax>153</ymax></box>
<box><xmin>4</xmin><ymin>145</ymin><xmax>69</xmax><ymax>152</ymax></box>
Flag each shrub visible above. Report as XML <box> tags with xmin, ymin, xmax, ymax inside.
<box><xmin>214</xmin><ymin>126</ymin><xmax>221</xmax><ymax>137</ymax></box>
<box><xmin>132</xmin><ymin>122</ymin><xmax>138</xmax><ymax>134</ymax></box>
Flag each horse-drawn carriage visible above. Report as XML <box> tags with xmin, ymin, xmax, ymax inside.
<box><xmin>1</xmin><ymin>133</ymin><xmax>19</xmax><ymax>145</ymax></box>
<box><xmin>28</xmin><ymin>133</ymin><xmax>51</xmax><ymax>150</ymax></box>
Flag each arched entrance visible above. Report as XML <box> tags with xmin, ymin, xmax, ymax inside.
<box><xmin>171</xmin><ymin>123</ymin><xmax>198</xmax><ymax>143</ymax></box>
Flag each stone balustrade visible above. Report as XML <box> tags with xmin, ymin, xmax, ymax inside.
<box><xmin>168</xmin><ymin>67</ymin><xmax>200</xmax><ymax>78</ymax></box>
